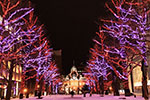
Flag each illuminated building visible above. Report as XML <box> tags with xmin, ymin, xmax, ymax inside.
<box><xmin>62</xmin><ymin>66</ymin><xmax>86</xmax><ymax>94</ymax></box>
<box><xmin>128</xmin><ymin>55</ymin><xmax>150</xmax><ymax>93</ymax></box>
<box><xmin>0</xmin><ymin>61</ymin><xmax>22</xmax><ymax>98</ymax></box>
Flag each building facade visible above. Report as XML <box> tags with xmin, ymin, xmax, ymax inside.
<box><xmin>62</xmin><ymin>66</ymin><xmax>86</xmax><ymax>94</ymax></box>
<box><xmin>0</xmin><ymin>61</ymin><xmax>22</xmax><ymax>98</ymax></box>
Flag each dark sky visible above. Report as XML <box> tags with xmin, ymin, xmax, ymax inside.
<box><xmin>30</xmin><ymin>0</ymin><xmax>107</xmax><ymax>75</ymax></box>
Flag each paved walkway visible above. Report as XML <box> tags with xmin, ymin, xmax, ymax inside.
<box><xmin>11</xmin><ymin>94</ymin><xmax>146</xmax><ymax>100</ymax></box>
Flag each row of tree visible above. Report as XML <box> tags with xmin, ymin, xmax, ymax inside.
<box><xmin>85</xmin><ymin>0</ymin><xmax>150</xmax><ymax>99</ymax></box>
<box><xmin>0</xmin><ymin>0</ymin><xmax>60</xmax><ymax>100</ymax></box>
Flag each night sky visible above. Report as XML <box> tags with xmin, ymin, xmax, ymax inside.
<box><xmin>30</xmin><ymin>0</ymin><xmax>108</xmax><ymax>75</ymax></box>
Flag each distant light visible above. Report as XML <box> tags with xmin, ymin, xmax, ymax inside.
<box><xmin>109</xmin><ymin>87</ymin><xmax>112</xmax><ymax>91</ymax></box>
<box><xmin>79</xmin><ymin>82</ymin><xmax>82</xmax><ymax>86</ymax></box>
<box><xmin>23</xmin><ymin>88</ymin><xmax>28</xmax><ymax>93</ymax></box>
<box><xmin>37</xmin><ymin>85</ymin><xmax>40</xmax><ymax>88</ymax></box>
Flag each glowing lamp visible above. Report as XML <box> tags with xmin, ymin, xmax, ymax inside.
<box><xmin>23</xmin><ymin>88</ymin><xmax>28</xmax><ymax>93</ymax></box>
<box><xmin>109</xmin><ymin>87</ymin><xmax>112</xmax><ymax>91</ymax></box>
<box><xmin>37</xmin><ymin>85</ymin><xmax>40</xmax><ymax>88</ymax></box>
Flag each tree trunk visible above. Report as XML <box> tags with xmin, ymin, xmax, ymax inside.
<box><xmin>99</xmin><ymin>76</ymin><xmax>104</xmax><ymax>97</ymax></box>
<box><xmin>112</xmin><ymin>76</ymin><xmax>120</xmax><ymax>96</ymax></box>
<box><xmin>95</xmin><ymin>82</ymin><xmax>98</xmax><ymax>94</ymax></box>
<box><xmin>51</xmin><ymin>81</ymin><xmax>53</xmax><ymax>94</ymax></box>
<box><xmin>122</xmin><ymin>69</ymin><xmax>131</xmax><ymax>96</ymax></box>
<box><xmin>6</xmin><ymin>80</ymin><xmax>12</xmax><ymax>100</ymax></box>
<box><xmin>123</xmin><ymin>79</ymin><xmax>131</xmax><ymax>96</ymax></box>
<box><xmin>130</xmin><ymin>65</ymin><xmax>134</xmax><ymax>92</ymax></box>
<box><xmin>6</xmin><ymin>60</ymin><xmax>14</xmax><ymax>100</ymax></box>
<box><xmin>141</xmin><ymin>59</ymin><xmax>149</xmax><ymax>100</ymax></box>
<box><xmin>112</xmin><ymin>70</ymin><xmax>120</xmax><ymax>96</ymax></box>
<box><xmin>34</xmin><ymin>78</ymin><xmax>39</xmax><ymax>96</ymax></box>
<box><xmin>39</xmin><ymin>77</ymin><xmax>44</xmax><ymax>95</ymax></box>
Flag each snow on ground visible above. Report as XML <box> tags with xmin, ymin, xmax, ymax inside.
<box><xmin>11</xmin><ymin>94</ymin><xmax>145</xmax><ymax>100</ymax></box>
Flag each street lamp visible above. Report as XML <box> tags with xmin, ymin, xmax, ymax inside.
<box><xmin>37</xmin><ymin>85</ymin><xmax>40</xmax><ymax>88</ymax></box>
<box><xmin>23</xmin><ymin>88</ymin><xmax>28</xmax><ymax>93</ymax></box>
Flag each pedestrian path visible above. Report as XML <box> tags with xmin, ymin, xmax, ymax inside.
<box><xmin>11</xmin><ymin>94</ymin><xmax>145</xmax><ymax>100</ymax></box>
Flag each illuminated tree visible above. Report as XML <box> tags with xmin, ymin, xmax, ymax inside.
<box><xmin>22</xmin><ymin>30</ymin><xmax>52</xmax><ymax>91</ymax></box>
<box><xmin>0</xmin><ymin>0</ymin><xmax>60</xmax><ymax>99</ymax></box>
<box><xmin>86</xmin><ymin>59</ymin><xmax>112</xmax><ymax>94</ymax></box>
<box><xmin>86</xmin><ymin>31</ymin><xmax>124</xmax><ymax>94</ymax></box>
<box><xmin>0</xmin><ymin>0</ymin><xmax>54</xmax><ymax>99</ymax></box>
<box><xmin>102</xmin><ymin>0</ymin><xmax>150</xmax><ymax>59</ymax></box>
<box><xmin>20</xmin><ymin>9</ymin><xmax>61</xmax><ymax>95</ymax></box>
<box><xmin>22</xmin><ymin>37</ymin><xmax>53</xmax><ymax>95</ymax></box>
<box><xmin>22</xmin><ymin>38</ymin><xmax>60</xmax><ymax>94</ymax></box>
<box><xmin>0</xmin><ymin>0</ymin><xmax>38</xmax><ymax>99</ymax></box>
<box><xmin>96</xmin><ymin>0</ymin><xmax>150</xmax><ymax>96</ymax></box>
<box><xmin>44</xmin><ymin>62</ymin><xmax>60</xmax><ymax>94</ymax></box>
<box><xmin>86</xmin><ymin>43</ymin><xmax>113</xmax><ymax>93</ymax></box>
<box><xmin>87</xmin><ymin>55</ymin><xmax>112</xmax><ymax>81</ymax></box>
